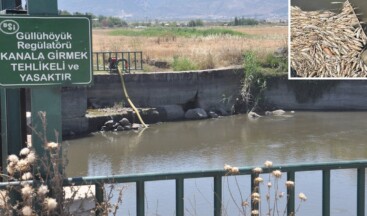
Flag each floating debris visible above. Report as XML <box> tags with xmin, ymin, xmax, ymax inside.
<box><xmin>291</xmin><ymin>1</ymin><xmax>367</xmax><ymax>77</ymax></box>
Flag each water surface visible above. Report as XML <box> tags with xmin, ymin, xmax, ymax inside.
<box><xmin>65</xmin><ymin>112</ymin><xmax>367</xmax><ymax>215</ymax></box>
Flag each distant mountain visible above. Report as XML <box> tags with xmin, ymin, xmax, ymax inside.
<box><xmin>58</xmin><ymin>0</ymin><xmax>288</xmax><ymax>21</ymax></box>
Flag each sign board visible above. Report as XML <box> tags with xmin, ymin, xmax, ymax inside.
<box><xmin>0</xmin><ymin>16</ymin><xmax>92</xmax><ymax>87</ymax></box>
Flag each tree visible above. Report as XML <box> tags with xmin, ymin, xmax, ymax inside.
<box><xmin>234</xmin><ymin>17</ymin><xmax>239</xmax><ymax>26</ymax></box>
<box><xmin>230</xmin><ymin>17</ymin><xmax>259</xmax><ymax>26</ymax></box>
<box><xmin>58</xmin><ymin>10</ymin><xmax>71</xmax><ymax>15</ymax></box>
<box><xmin>188</xmin><ymin>19</ymin><xmax>204</xmax><ymax>27</ymax></box>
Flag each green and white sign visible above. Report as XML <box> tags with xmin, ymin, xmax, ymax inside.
<box><xmin>0</xmin><ymin>16</ymin><xmax>92</xmax><ymax>87</ymax></box>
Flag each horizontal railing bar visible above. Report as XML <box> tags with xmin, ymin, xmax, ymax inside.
<box><xmin>61</xmin><ymin>160</ymin><xmax>367</xmax><ymax>185</ymax></box>
<box><xmin>1</xmin><ymin>160</ymin><xmax>366</xmax><ymax>188</ymax></box>
<box><xmin>0</xmin><ymin>180</ymin><xmax>32</xmax><ymax>187</ymax></box>
<box><xmin>0</xmin><ymin>160</ymin><xmax>363</xmax><ymax>216</ymax></box>
<box><xmin>93</xmin><ymin>51</ymin><xmax>142</xmax><ymax>54</ymax></box>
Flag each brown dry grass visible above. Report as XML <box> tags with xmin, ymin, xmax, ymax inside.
<box><xmin>93</xmin><ymin>25</ymin><xmax>288</xmax><ymax>71</ymax></box>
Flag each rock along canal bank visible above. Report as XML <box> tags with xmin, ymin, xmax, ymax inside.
<box><xmin>61</xmin><ymin>67</ymin><xmax>367</xmax><ymax>137</ymax></box>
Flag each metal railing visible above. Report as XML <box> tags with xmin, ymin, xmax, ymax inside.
<box><xmin>93</xmin><ymin>51</ymin><xmax>143</xmax><ymax>72</ymax></box>
<box><xmin>1</xmin><ymin>160</ymin><xmax>366</xmax><ymax>215</ymax></box>
<box><xmin>62</xmin><ymin>160</ymin><xmax>366</xmax><ymax>216</ymax></box>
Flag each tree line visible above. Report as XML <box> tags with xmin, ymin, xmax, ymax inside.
<box><xmin>59</xmin><ymin>10</ymin><xmax>128</xmax><ymax>28</ymax></box>
<box><xmin>59</xmin><ymin>10</ymin><xmax>260</xmax><ymax>28</ymax></box>
<box><xmin>230</xmin><ymin>17</ymin><xmax>259</xmax><ymax>26</ymax></box>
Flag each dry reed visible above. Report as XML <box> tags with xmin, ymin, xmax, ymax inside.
<box><xmin>291</xmin><ymin>1</ymin><xmax>367</xmax><ymax>77</ymax></box>
<box><xmin>93</xmin><ymin>26</ymin><xmax>287</xmax><ymax>71</ymax></box>
<box><xmin>224</xmin><ymin>161</ymin><xmax>306</xmax><ymax>216</ymax></box>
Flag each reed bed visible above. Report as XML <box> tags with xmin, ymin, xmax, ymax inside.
<box><xmin>291</xmin><ymin>1</ymin><xmax>367</xmax><ymax>77</ymax></box>
<box><xmin>93</xmin><ymin>26</ymin><xmax>287</xmax><ymax>71</ymax></box>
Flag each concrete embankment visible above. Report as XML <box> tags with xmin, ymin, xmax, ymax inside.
<box><xmin>87</xmin><ymin>67</ymin><xmax>243</xmax><ymax>110</ymax></box>
<box><xmin>264</xmin><ymin>77</ymin><xmax>367</xmax><ymax>110</ymax></box>
<box><xmin>61</xmin><ymin>68</ymin><xmax>367</xmax><ymax>137</ymax></box>
<box><xmin>62</xmin><ymin>67</ymin><xmax>243</xmax><ymax>136</ymax></box>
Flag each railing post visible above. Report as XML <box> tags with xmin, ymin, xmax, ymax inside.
<box><xmin>357</xmin><ymin>168</ymin><xmax>365</xmax><ymax>216</ymax></box>
<box><xmin>251</xmin><ymin>173</ymin><xmax>259</xmax><ymax>211</ymax></box>
<box><xmin>176</xmin><ymin>178</ymin><xmax>184</xmax><ymax>216</ymax></box>
<box><xmin>95</xmin><ymin>183</ymin><xmax>104</xmax><ymax>216</ymax></box>
<box><xmin>322</xmin><ymin>170</ymin><xmax>330</xmax><ymax>216</ymax></box>
<box><xmin>214</xmin><ymin>175</ymin><xmax>222</xmax><ymax>216</ymax></box>
<box><xmin>137</xmin><ymin>180</ymin><xmax>145</xmax><ymax>216</ymax></box>
<box><xmin>140</xmin><ymin>51</ymin><xmax>143</xmax><ymax>70</ymax></box>
<box><xmin>102</xmin><ymin>53</ymin><xmax>106</xmax><ymax>71</ymax></box>
<box><xmin>96</xmin><ymin>53</ymin><xmax>99</xmax><ymax>71</ymax></box>
<box><xmin>134</xmin><ymin>52</ymin><xmax>137</xmax><ymax>69</ymax></box>
<box><xmin>128</xmin><ymin>52</ymin><xmax>131</xmax><ymax>71</ymax></box>
<box><xmin>0</xmin><ymin>89</ymin><xmax>26</xmax><ymax>175</ymax></box>
<box><xmin>287</xmin><ymin>171</ymin><xmax>295</xmax><ymax>215</ymax></box>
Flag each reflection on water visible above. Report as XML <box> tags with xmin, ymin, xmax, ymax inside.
<box><xmin>65</xmin><ymin>112</ymin><xmax>367</xmax><ymax>215</ymax></box>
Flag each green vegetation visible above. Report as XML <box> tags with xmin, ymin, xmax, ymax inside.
<box><xmin>59</xmin><ymin>10</ymin><xmax>283</xmax><ymax>30</ymax></box>
<box><xmin>258</xmin><ymin>53</ymin><xmax>288</xmax><ymax>75</ymax></box>
<box><xmin>59</xmin><ymin>10</ymin><xmax>128</xmax><ymax>28</ymax></box>
<box><xmin>241</xmin><ymin>51</ymin><xmax>267</xmax><ymax>112</ymax></box>
<box><xmin>242</xmin><ymin>50</ymin><xmax>288</xmax><ymax>76</ymax></box>
<box><xmin>110</xmin><ymin>27</ymin><xmax>246</xmax><ymax>37</ymax></box>
<box><xmin>94</xmin><ymin>15</ymin><xmax>128</xmax><ymax>28</ymax></box>
<box><xmin>243</xmin><ymin>50</ymin><xmax>260</xmax><ymax>74</ymax></box>
<box><xmin>188</xmin><ymin>19</ymin><xmax>204</xmax><ymax>27</ymax></box>
<box><xmin>239</xmin><ymin>50</ymin><xmax>288</xmax><ymax>112</ymax></box>
<box><xmin>172</xmin><ymin>57</ymin><xmax>198</xmax><ymax>71</ymax></box>
<box><xmin>230</xmin><ymin>17</ymin><xmax>259</xmax><ymax>26</ymax></box>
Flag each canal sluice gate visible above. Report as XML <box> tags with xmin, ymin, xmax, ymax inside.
<box><xmin>291</xmin><ymin>1</ymin><xmax>367</xmax><ymax>77</ymax></box>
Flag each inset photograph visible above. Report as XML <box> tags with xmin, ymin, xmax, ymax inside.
<box><xmin>290</xmin><ymin>0</ymin><xmax>367</xmax><ymax>78</ymax></box>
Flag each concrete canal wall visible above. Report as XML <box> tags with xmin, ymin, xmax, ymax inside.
<box><xmin>62</xmin><ymin>67</ymin><xmax>243</xmax><ymax>136</ymax></box>
<box><xmin>87</xmin><ymin>67</ymin><xmax>243</xmax><ymax>111</ymax></box>
<box><xmin>61</xmin><ymin>69</ymin><xmax>367</xmax><ymax>136</ymax></box>
<box><xmin>264</xmin><ymin>77</ymin><xmax>367</xmax><ymax>110</ymax></box>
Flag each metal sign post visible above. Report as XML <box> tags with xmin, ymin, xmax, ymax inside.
<box><xmin>0</xmin><ymin>0</ymin><xmax>27</xmax><ymax>176</ymax></box>
<box><xmin>26</xmin><ymin>1</ymin><xmax>61</xmax><ymax>172</ymax></box>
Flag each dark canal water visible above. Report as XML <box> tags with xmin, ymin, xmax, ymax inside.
<box><xmin>65</xmin><ymin>112</ymin><xmax>367</xmax><ymax>216</ymax></box>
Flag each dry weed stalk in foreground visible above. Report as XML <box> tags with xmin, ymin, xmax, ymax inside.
<box><xmin>291</xmin><ymin>1</ymin><xmax>367</xmax><ymax>77</ymax></box>
<box><xmin>224</xmin><ymin>161</ymin><xmax>307</xmax><ymax>216</ymax></box>
<box><xmin>0</xmin><ymin>111</ymin><xmax>125</xmax><ymax>216</ymax></box>
<box><xmin>1</xmin><ymin>145</ymin><xmax>59</xmax><ymax>216</ymax></box>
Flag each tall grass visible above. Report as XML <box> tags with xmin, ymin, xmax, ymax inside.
<box><xmin>238</xmin><ymin>49</ymin><xmax>288</xmax><ymax>113</ymax></box>
<box><xmin>172</xmin><ymin>56</ymin><xmax>198</xmax><ymax>71</ymax></box>
<box><xmin>93</xmin><ymin>26</ymin><xmax>288</xmax><ymax>71</ymax></box>
<box><xmin>110</xmin><ymin>27</ymin><xmax>247</xmax><ymax>38</ymax></box>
